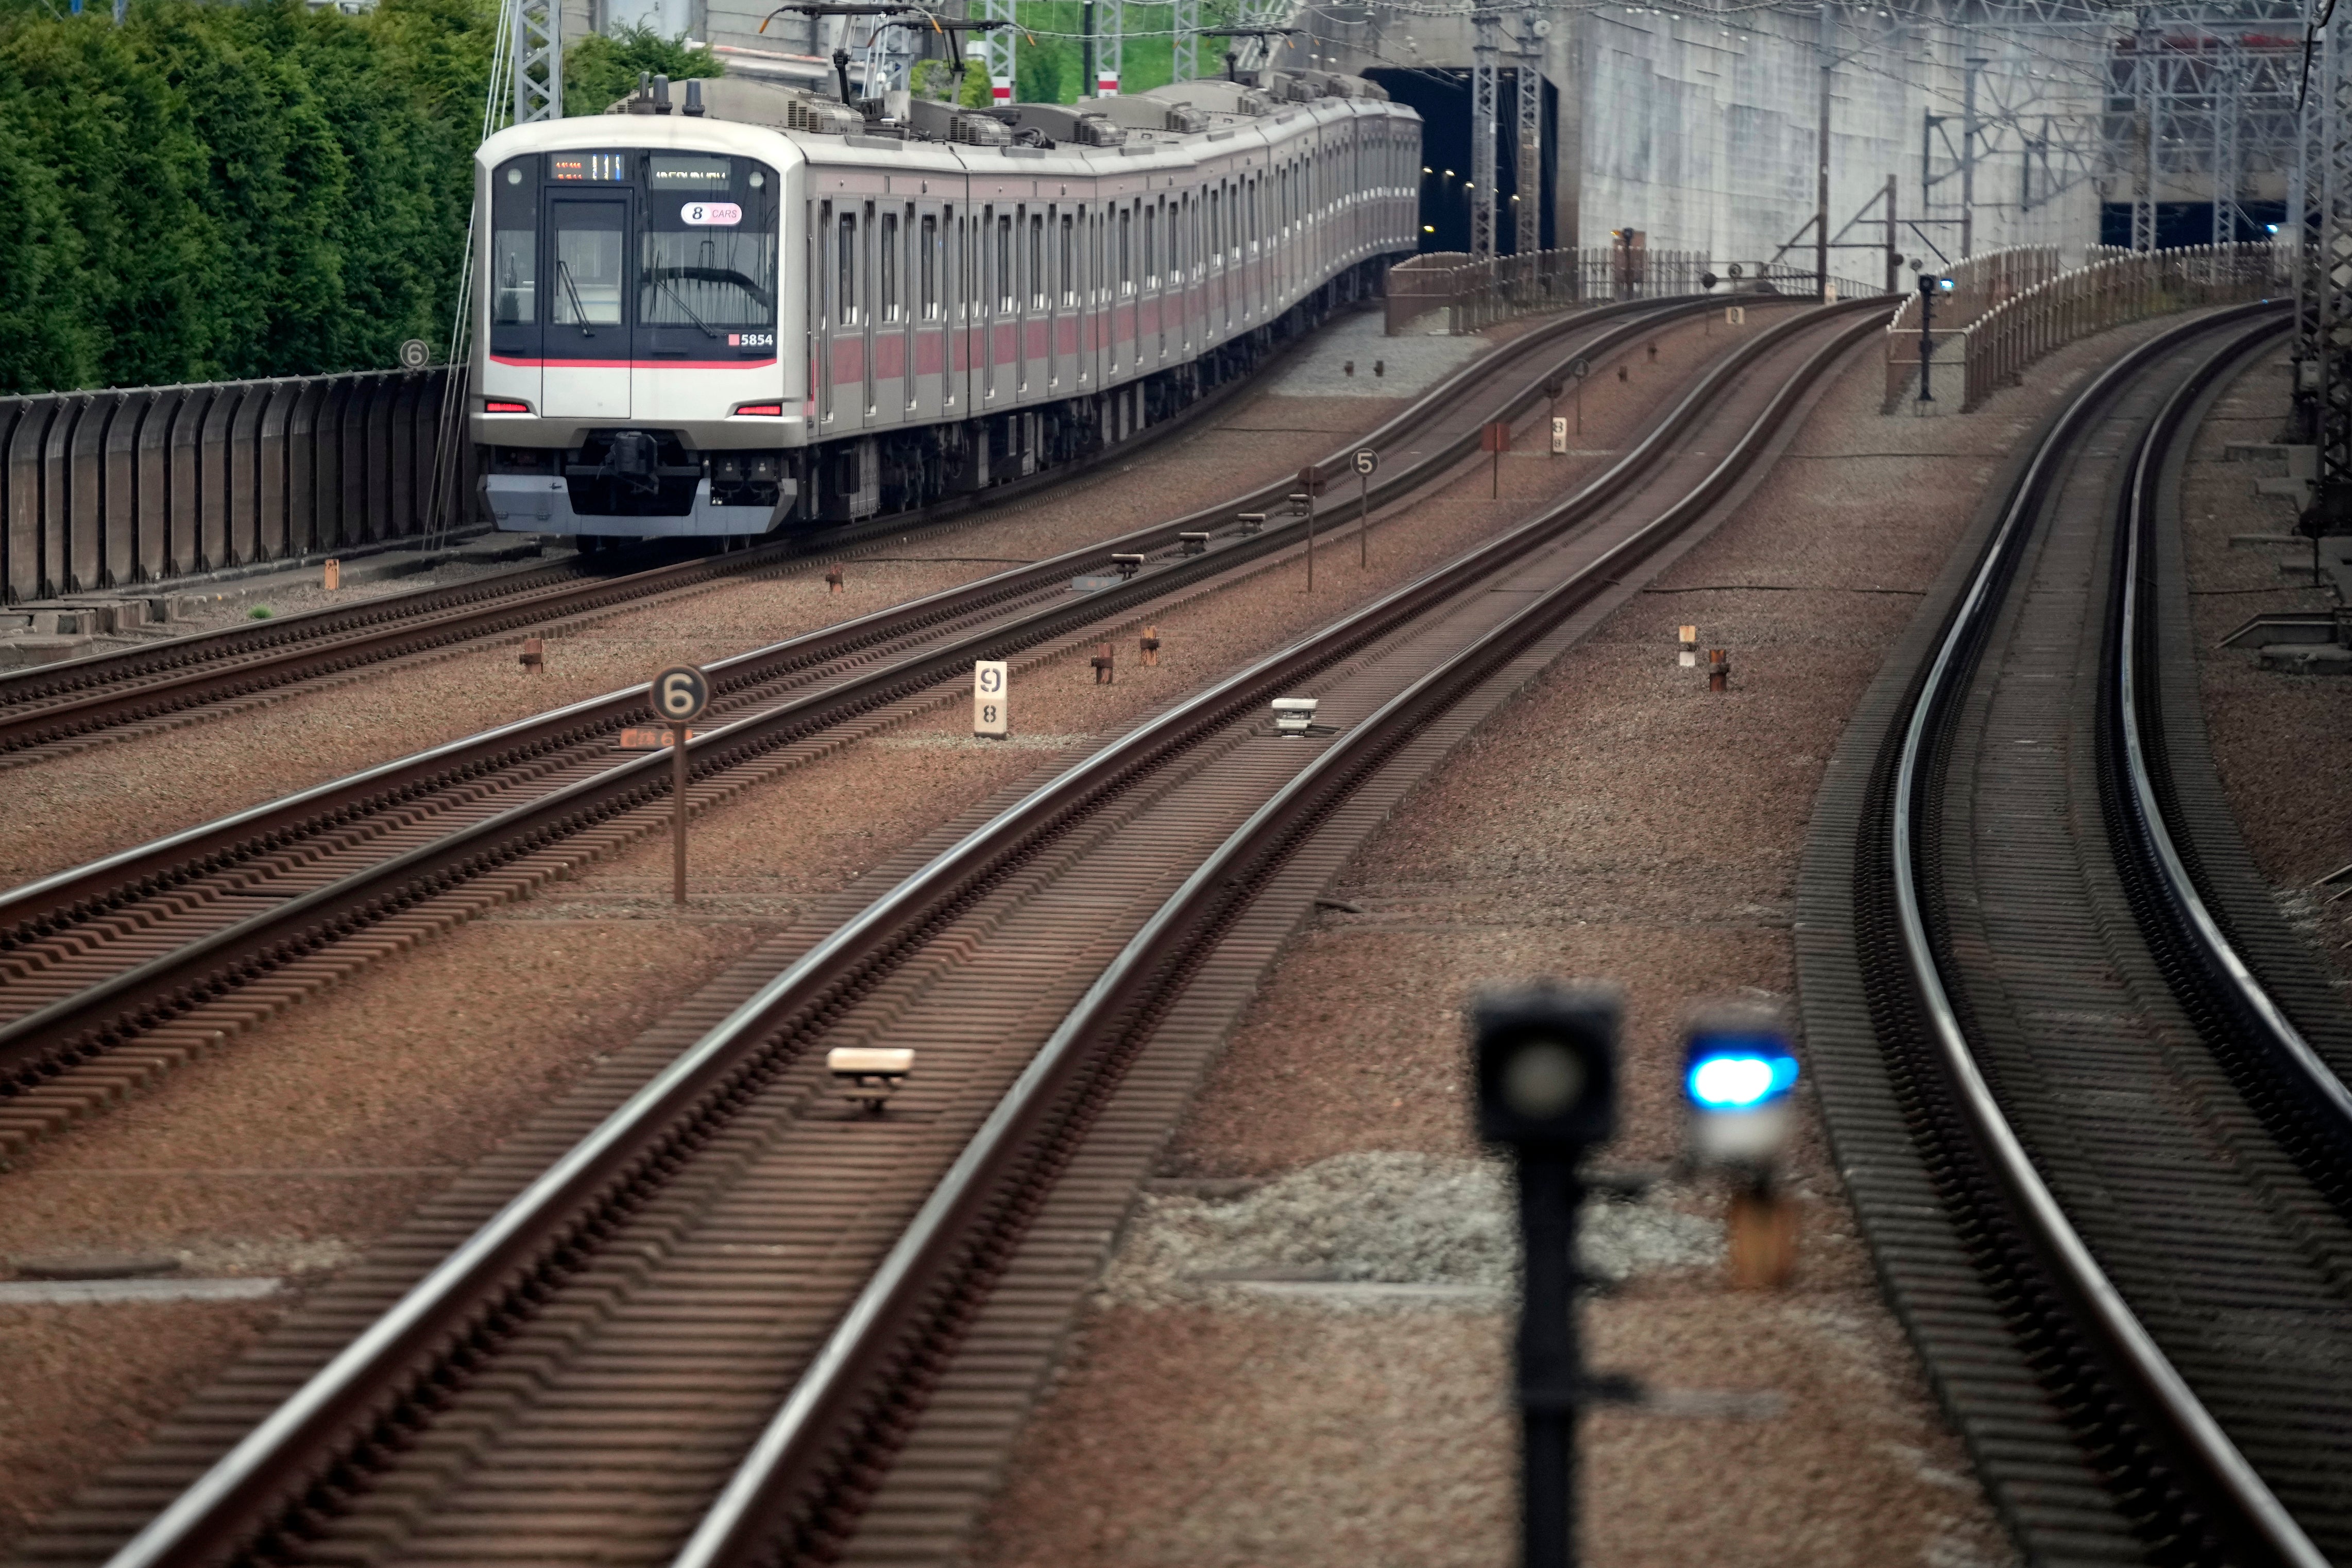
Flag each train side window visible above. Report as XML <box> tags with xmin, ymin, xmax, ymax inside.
<box><xmin>997</xmin><ymin>214</ymin><xmax>1013</xmax><ymax>312</ymax></box>
<box><xmin>1030</xmin><ymin>212</ymin><xmax>1045</xmax><ymax>309</ymax></box>
<box><xmin>1118</xmin><ymin>207</ymin><xmax>1133</xmax><ymax>295</ymax></box>
<box><xmin>1143</xmin><ymin>204</ymin><xmax>1156</xmax><ymax>288</ymax></box>
<box><xmin>1208</xmin><ymin>189</ymin><xmax>1220</xmax><ymax>264</ymax></box>
<box><xmin>880</xmin><ymin>209</ymin><xmax>900</xmax><ymax>322</ymax></box>
<box><xmin>921</xmin><ymin>214</ymin><xmax>939</xmax><ymax>318</ymax></box>
<box><xmin>837</xmin><ymin>209</ymin><xmax>858</xmax><ymax>325</ymax></box>
<box><xmin>1059</xmin><ymin>213</ymin><xmax>1075</xmax><ymax>306</ymax></box>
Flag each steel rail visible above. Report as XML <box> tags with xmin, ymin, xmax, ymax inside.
<box><xmin>0</xmin><ymin>298</ymin><xmax>1735</xmax><ymax>1088</ymax></box>
<box><xmin>2107</xmin><ymin>322</ymin><xmax>2352</xmax><ymax>1149</ymax></box>
<box><xmin>1882</xmin><ymin>302</ymin><xmax>2326</xmax><ymax>1568</ymax></box>
<box><xmin>675</xmin><ymin>301</ymin><xmax>1896</xmax><ymax>1568</ymax></box>
<box><xmin>0</xmin><ymin>296</ymin><xmax>1703</xmax><ymax>760</ymax></box>
<box><xmin>95</xmin><ymin>298</ymin><xmax>1886</xmax><ymax>1568</ymax></box>
<box><xmin>0</xmin><ymin>293</ymin><xmax>1712</xmax><ymax>941</ymax></box>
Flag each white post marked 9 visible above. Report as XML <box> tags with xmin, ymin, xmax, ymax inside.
<box><xmin>974</xmin><ymin>660</ymin><xmax>1009</xmax><ymax>739</ymax></box>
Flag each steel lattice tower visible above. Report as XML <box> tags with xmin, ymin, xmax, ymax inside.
<box><xmin>2319</xmin><ymin>7</ymin><xmax>2352</xmax><ymax>513</ymax></box>
<box><xmin>1100</xmin><ymin>0</ymin><xmax>1121</xmax><ymax>92</ymax></box>
<box><xmin>2131</xmin><ymin>15</ymin><xmax>2158</xmax><ymax>250</ymax></box>
<box><xmin>1516</xmin><ymin>11</ymin><xmax>1543</xmax><ymax>255</ymax></box>
<box><xmin>1471</xmin><ymin>10</ymin><xmax>1501</xmax><ymax>260</ymax></box>
<box><xmin>986</xmin><ymin>0</ymin><xmax>1016</xmax><ymax>104</ymax></box>
<box><xmin>1173</xmin><ymin>0</ymin><xmax>1198</xmax><ymax>81</ymax></box>
<box><xmin>513</xmin><ymin>0</ymin><xmax>561</xmax><ymax>124</ymax></box>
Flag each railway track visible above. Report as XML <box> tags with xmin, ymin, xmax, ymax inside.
<box><xmin>1801</xmin><ymin>304</ymin><xmax>2352</xmax><ymax>1566</ymax></box>
<box><xmin>0</xmin><ymin>293</ymin><xmax>1744</xmax><ymax>1163</ymax></box>
<box><xmin>12</xmin><ymin>297</ymin><xmax>1892</xmax><ymax>1568</ymax></box>
<box><xmin>0</xmin><ymin>301</ymin><xmax>1410</xmax><ymax>770</ymax></box>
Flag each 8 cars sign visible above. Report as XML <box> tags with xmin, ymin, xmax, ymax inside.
<box><xmin>682</xmin><ymin>201</ymin><xmax>743</xmax><ymax>226</ymax></box>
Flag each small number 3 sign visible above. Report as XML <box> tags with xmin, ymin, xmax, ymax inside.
<box><xmin>974</xmin><ymin>660</ymin><xmax>1009</xmax><ymax>738</ymax></box>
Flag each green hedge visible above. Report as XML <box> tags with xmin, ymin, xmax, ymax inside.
<box><xmin>0</xmin><ymin>0</ymin><xmax>1243</xmax><ymax>396</ymax></box>
<box><xmin>0</xmin><ymin>0</ymin><xmax>722</xmax><ymax>396</ymax></box>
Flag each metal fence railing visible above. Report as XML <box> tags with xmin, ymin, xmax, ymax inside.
<box><xmin>0</xmin><ymin>368</ymin><xmax>470</xmax><ymax>604</ymax></box>
<box><xmin>1384</xmin><ymin>247</ymin><xmax>1717</xmax><ymax>335</ymax></box>
<box><xmin>1882</xmin><ymin>244</ymin><xmax>2280</xmax><ymax>413</ymax></box>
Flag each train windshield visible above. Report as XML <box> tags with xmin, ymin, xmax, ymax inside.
<box><xmin>487</xmin><ymin>149</ymin><xmax>780</xmax><ymax>353</ymax></box>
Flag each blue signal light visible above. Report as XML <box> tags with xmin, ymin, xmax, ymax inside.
<box><xmin>1684</xmin><ymin>1037</ymin><xmax>1799</xmax><ymax>1110</ymax></box>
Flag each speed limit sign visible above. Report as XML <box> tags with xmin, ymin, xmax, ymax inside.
<box><xmin>1568</xmin><ymin>356</ymin><xmax>1591</xmax><ymax>380</ymax></box>
<box><xmin>651</xmin><ymin>665</ymin><xmax>710</xmax><ymax>725</ymax></box>
<box><xmin>398</xmin><ymin>338</ymin><xmax>431</xmax><ymax>371</ymax></box>
<box><xmin>1352</xmin><ymin>448</ymin><xmax>1379</xmax><ymax>476</ymax></box>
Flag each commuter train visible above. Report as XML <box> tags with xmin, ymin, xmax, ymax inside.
<box><xmin>469</xmin><ymin>68</ymin><xmax>1423</xmax><ymax>543</ymax></box>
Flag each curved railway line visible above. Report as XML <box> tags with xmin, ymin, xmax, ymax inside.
<box><xmin>0</xmin><ymin>292</ymin><xmax>1752</xmax><ymax>1163</ymax></box>
<box><xmin>1803</xmin><ymin>304</ymin><xmax>2352</xmax><ymax>1566</ymax></box>
<box><xmin>0</xmin><ymin>301</ymin><xmax>1416</xmax><ymax>770</ymax></box>
<box><xmin>10</xmin><ymin>296</ymin><xmax>1890</xmax><ymax>1568</ymax></box>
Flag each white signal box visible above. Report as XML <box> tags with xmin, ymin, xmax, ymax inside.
<box><xmin>1550</xmin><ymin>417</ymin><xmax>1568</xmax><ymax>455</ymax></box>
<box><xmin>974</xmin><ymin>660</ymin><xmax>1009</xmax><ymax>738</ymax></box>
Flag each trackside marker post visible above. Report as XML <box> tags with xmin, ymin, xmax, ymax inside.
<box><xmin>974</xmin><ymin>660</ymin><xmax>1009</xmax><ymax>738</ymax></box>
<box><xmin>1353</xmin><ymin>448</ymin><xmax>1378</xmax><ymax>567</ymax></box>
<box><xmin>1483</xmin><ymin>421</ymin><xmax>1511</xmax><ymax>497</ymax></box>
<box><xmin>651</xmin><ymin>664</ymin><xmax>710</xmax><ymax>905</ymax></box>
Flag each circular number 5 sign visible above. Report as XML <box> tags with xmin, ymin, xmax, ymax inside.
<box><xmin>652</xmin><ymin>665</ymin><xmax>710</xmax><ymax>724</ymax></box>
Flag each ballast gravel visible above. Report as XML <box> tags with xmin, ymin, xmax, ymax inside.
<box><xmin>1098</xmin><ymin>1152</ymin><xmax>1718</xmax><ymax>1310</ymax></box>
<box><xmin>967</xmin><ymin>319</ymin><xmax>2207</xmax><ymax>1568</ymax></box>
<box><xmin>0</xmin><ymin>378</ymin><xmax>1416</xmax><ymax>890</ymax></box>
<box><xmin>0</xmin><ymin>311</ymin><xmax>1717</xmax><ymax>1551</ymax></box>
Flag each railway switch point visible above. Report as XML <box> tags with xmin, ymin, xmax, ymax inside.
<box><xmin>1708</xmin><ymin>649</ymin><xmax>1731</xmax><ymax>692</ymax></box>
<box><xmin>321</xmin><ymin>558</ymin><xmax>340</xmax><ymax>593</ymax></box>
<box><xmin>1179</xmin><ymin>532</ymin><xmax>1209</xmax><ymax>555</ymax></box>
<box><xmin>1112</xmin><ymin>553</ymin><xmax>1145</xmax><ymax>581</ymax></box>
<box><xmin>827</xmin><ymin>1047</ymin><xmax>914</xmax><ymax>1113</ymax></box>
<box><xmin>1678</xmin><ymin>625</ymin><xmax>1699</xmax><ymax>668</ymax></box>
<box><xmin>826</xmin><ymin>566</ymin><xmax>845</xmax><ymax>593</ymax></box>
<box><xmin>1092</xmin><ymin>643</ymin><xmax>1116</xmax><ymax>684</ymax></box>
<box><xmin>1139</xmin><ymin>627</ymin><xmax>1161</xmax><ymax>667</ymax></box>
<box><xmin>518</xmin><ymin>637</ymin><xmax>544</xmax><ymax>674</ymax></box>
<box><xmin>1238</xmin><ymin>513</ymin><xmax>1265</xmax><ymax>536</ymax></box>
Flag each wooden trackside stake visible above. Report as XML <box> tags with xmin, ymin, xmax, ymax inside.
<box><xmin>826</xmin><ymin>565</ymin><xmax>845</xmax><ymax>593</ymax></box>
<box><xmin>1709</xmin><ymin>648</ymin><xmax>1731</xmax><ymax>692</ymax></box>
<box><xmin>1139</xmin><ymin>626</ymin><xmax>1161</xmax><ymax>666</ymax></box>
<box><xmin>322</xmin><ymin>558</ymin><xmax>340</xmax><ymax>593</ymax></box>
<box><xmin>519</xmin><ymin>636</ymin><xmax>545</xmax><ymax>674</ymax></box>
<box><xmin>1091</xmin><ymin>643</ymin><xmax>1115</xmax><ymax>684</ymax></box>
<box><xmin>1727</xmin><ymin>1187</ymin><xmax>1798</xmax><ymax>1289</ymax></box>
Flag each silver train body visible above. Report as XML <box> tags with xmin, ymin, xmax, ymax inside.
<box><xmin>469</xmin><ymin>72</ymin><xmax>1422</xmax><ymax>540</ymax></box>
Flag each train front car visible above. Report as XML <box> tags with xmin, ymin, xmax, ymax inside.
<box><xmin>472</xmin><ymin>114</ymin><xmax>805</xmax><ymax>547</ymax></box>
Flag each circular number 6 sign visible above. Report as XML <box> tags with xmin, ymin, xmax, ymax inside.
<box><xmin>652</xmin><ymin>665</ymin><xmax>710</xmax><ymax>724</ymax></box>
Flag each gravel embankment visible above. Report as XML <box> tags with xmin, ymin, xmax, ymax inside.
<box><xmin>964</xmin><ymin>318</ymin><xmax>2202</xmax><ymax>1568</ymax></box>
<box><xmin>0</xmin><ymin>310</ymin><xmax>1725</xmax><ymax>1549</ymax></box>
<box><xmin>2178</xmin><ymin>347</ymin><xmax>2352</xmax><ymax>977</ymax></box>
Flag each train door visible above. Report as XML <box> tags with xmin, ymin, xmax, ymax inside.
<box><xmin>1051</xmin><ymin>206</ymin><xmax>1078</xmax><ymax>396</ymax></box>
<box><xmin>990</xmin><ymin>208</ymin><xmax>1018</xmax><ymax>405</ymax></box>
<box><xmin>912</xmin><ymin>201</ymin><xmax>947</xmax><ymax>422</ymax></box>
<box><xmin>541</xmin><ymin>190</ymin><xmax>632</xmax><ymax>418</ymax></box>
